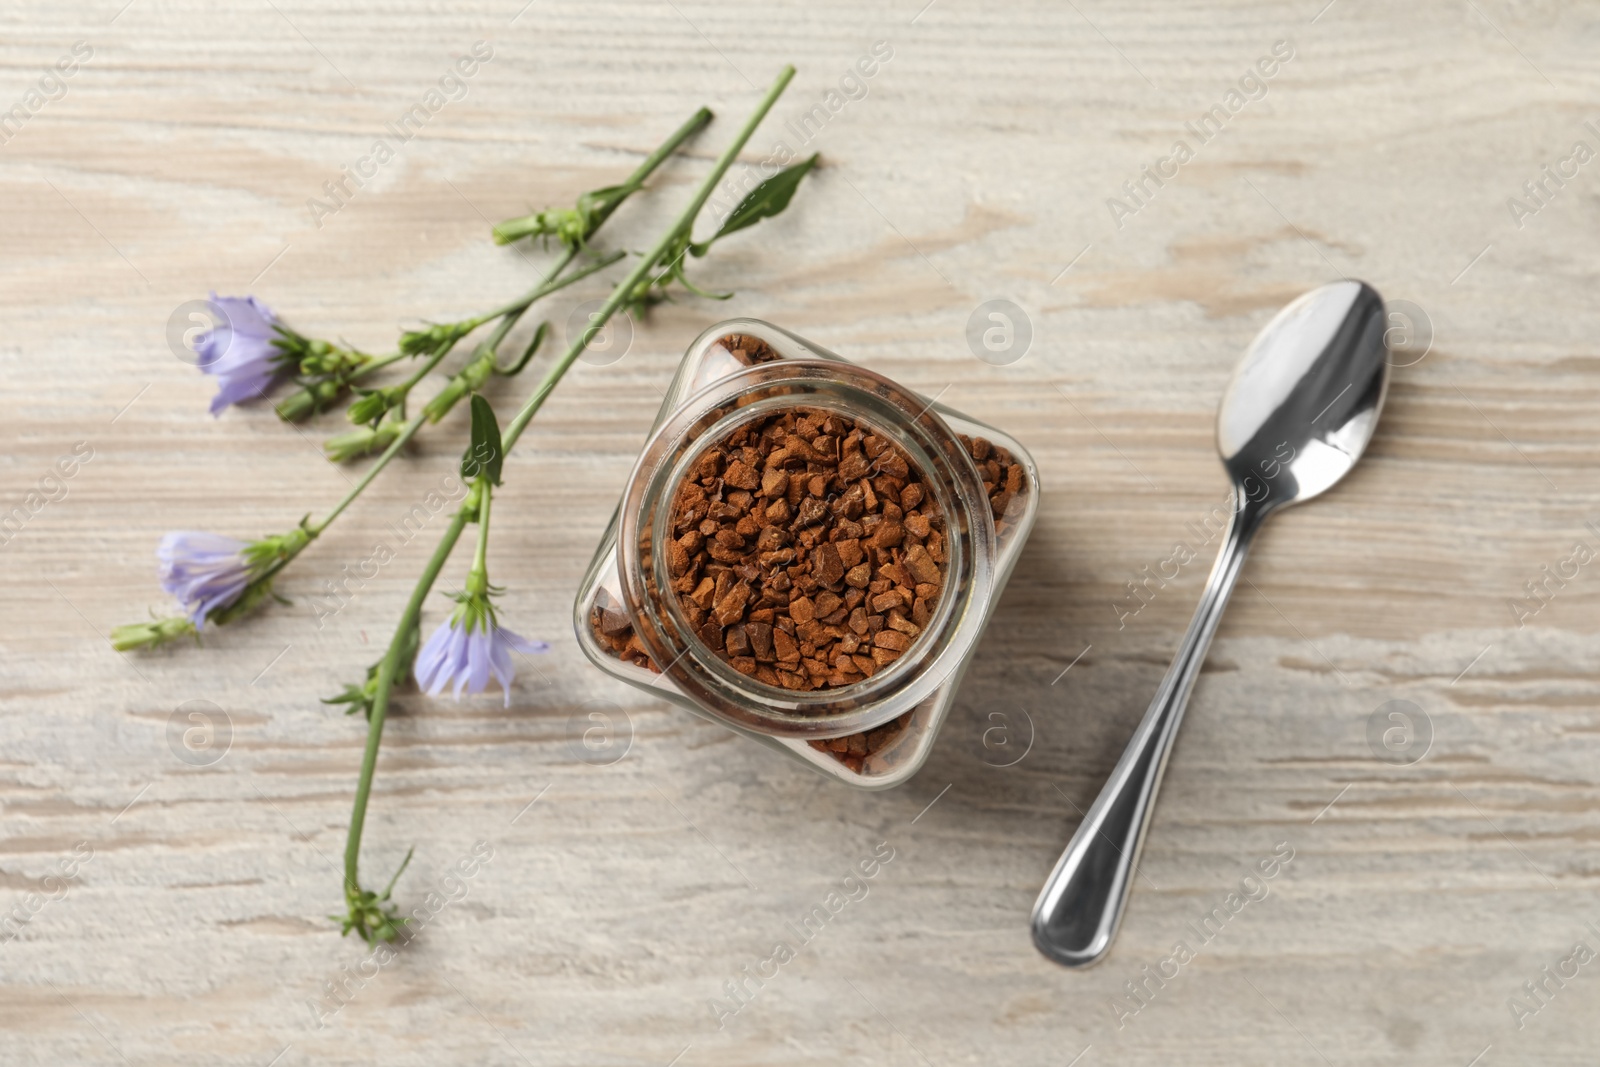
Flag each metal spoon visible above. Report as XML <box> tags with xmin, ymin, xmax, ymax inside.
<box><xmin>1030</xmin><ymin>279</ymin><xmax>1390</xmax><ymax>968</ymax></box>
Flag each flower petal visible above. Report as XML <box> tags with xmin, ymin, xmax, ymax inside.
<box><xmin>488</xmin><ymin>633</ymin><xmax>517</xmax><ymax>706</ymax></box>
<box><xmin>497</xmin><ymin>626</ymin><xmax>550</xmax><ymax>655</ymax></box>
<box><xmin>198</xmin><ymin>295</ymin><xmax>286</xmax><ymax>413</ymax></box>
<box><xmin>465</xmin><ymin>626</ymin><xmax>493</xmax><ymax>696</ymax></box>
<box><xmin>448</xmin><ymin>622</ymin><xmax>472</xmax><ymax>699</ymax></box>
<box><xmin>156</xmin><ymin>531</ymin><xmax>254</xmax><ymax>626</ymax></box>
<box><xmin>414</xmin><ymin>619</ymin><xmax>456</xmax><ymax>696</ymax></box>
<box><xmin>209</xmin><ymin>293</ymin><xmax>277</xmax><ymax>339</ymax></box>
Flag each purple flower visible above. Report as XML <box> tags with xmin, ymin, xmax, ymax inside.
<box><xmin>158</xmin><ymin>531</ymin><xmax>254</xmax><ymax>625</ymax></box>
<box><xmin>415</xmin><ymin>599</ymin><xmax>548</xmax><ymax>706</ymax></box>
<box><xmin>195</xmin><ymin>294</ymin><xmax>287</xmax><ymax>415</ymax></box>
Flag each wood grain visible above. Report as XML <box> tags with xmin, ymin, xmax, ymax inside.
<box><xmin>3</xmin><ymin>0</ymin><xmax>1599</xmax><ymax>1063</ymax></box>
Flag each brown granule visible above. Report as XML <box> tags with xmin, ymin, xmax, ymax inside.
<box><xmin>665</xmin><ymin>403</ymin><xmax>947</xmax><ymax>692</ymax></box>
<box><xmin>805</xmin><ymin>710</ymin><xmax>914</xmax><ymax>773</ymax></box>
<box><xmin>590</xmin><ymin>601</ymin><xmax>657</xmax><ymax>671</ymax></box>
<box><xmin>719</xmin><ymin>332</ymin><xmax>783</xmax><ymax>366</ymax></box>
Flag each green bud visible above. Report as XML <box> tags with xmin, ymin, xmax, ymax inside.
<box><xmin>276</xmin><ymin>377</ymin><xmax>346</xmax><ymax>422</ymax></box>
<box><xmin>345</xmin><ymin>389</ymin><xmax>392</xmax><ymax>427</ymax></box>
<box><xmin>399</xmin><ymin>321</ymin><xmax>472</xmax><ymax>357</ymax></box>
<box><xmin>492</xmin><ymin>206</ymin><xmax>584</xmax><ymax>247</ymax></box>
<box><xmin>300</xmin><ymin>342</ymin><xmax>368</xmax><ymax>378</ymax></box>
<box><xmin>324</xmin><ymin>421</ymin><xmax>404</xmax><ymax>463</ymax></box>
<box><xmin>111</xmin><ymin>616</ymin><xmax>197</xmax><ymax>652</ymax></box>
<box><xmin>206</xmin><ymin>578</ymin><xmax>281</xmax><ymax>627</ymax></box>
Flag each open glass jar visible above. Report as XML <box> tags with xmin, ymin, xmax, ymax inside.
<box><xmin>574</xmin><ymin>320</ymin><xmax>1037</xmax><ymax>789</ymax></box>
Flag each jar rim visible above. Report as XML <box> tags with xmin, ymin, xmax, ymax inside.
<box><xmin>615</xmin><ymin>356</ymin><xmax>997</xmax><ymax>738</ymax></box>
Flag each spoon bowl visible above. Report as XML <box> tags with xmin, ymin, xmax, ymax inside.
<box><xmin>1219</xmin><ymin>279</ymin><xmax>1389</xmax><ymax>510</ymax></box>
<box><xmin>1030</xmin><ymin>279</ymin><xmax>1391</xmax><ymax>968</ymax></box>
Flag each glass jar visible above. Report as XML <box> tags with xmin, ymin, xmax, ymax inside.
<box><xmin>574</xmin><ymin>319</ymin><xmax>1038</xmax><ymax>789</ymax></box>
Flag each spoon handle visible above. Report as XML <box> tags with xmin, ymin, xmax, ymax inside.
<box><xmin>1031</xmin><ymin>491</ymin><xmax>1264</xmax><ymax>967</ymax></box>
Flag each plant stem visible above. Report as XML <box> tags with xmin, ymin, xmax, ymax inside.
<box><xmin>337</xmin><ymin>76</ymin><xmax>792</xmax><ymax>918</ymax></box>
<box><xmin>392</xmin><ymin>335</ymin><xmax>465</xmax><ymax>395</ymax></box>
<box><xmin>341</xmin><ymin>505</ymin><xmax>472</xmax><ymax>897</ymax></box>
<box><xmin>471</xmin><ymin>246</ymin><xmax>580</xmax><ymax>327</ymax></box>
<box><xmin>481</xmin><ymin>305</ymin><xmax>526</xmax><ymax>355</ymax></box>
<box><xmin>502</xmin><ymin>67</ymin><xmax>795</xmax><ymax>453</ymax></box>
<box><xmin>308</xmin><ymin>305</ymin><xmax>525</xmax><ymax>542</ymax></box>
<box><xmin>306</xmin><ymin>251</ymin><xmax>625</xmax><ymax>540</ymax></box>
<box><xmin>471</xmin><ymin>480</ymin><xmax>492</xmax><ymax>577</ymax></box>
<box><xmin>494</xmin><ymin>106</ymin><xmax>714</xmax><ymax>246</ymax></box>
<box><xmin>348</xmin><ymin>351</ymin><xmax>408</xmax><ymax>383</ymax></box>
<box><xmin>305</xmin><ymin>412</ymin><xmax>430</xmax><ymax>537</ymax></box>
<box><xmin>390</xmin><ymin>247</ymin><xmax>612</xmax><ymax>406</ymax></box>
<box><xmin>619</xmin><ymin>106</ymin><xmax>715</xmax><ymax>196</ymax></box>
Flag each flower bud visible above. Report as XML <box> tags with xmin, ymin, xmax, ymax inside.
<box><xmin>299</xmin><ymin>342</ymin><xmax>368</xmax><ymax>378</ymax></box>
<box><xmin>399</xmin><ymin>322</ymin><xmax>471</xmax><ymax>357</ymax></box>
<box><xmin>111</xmin><ymin>616</ymin><xmax>198</xmax><ymax>652</ymax></box>
<box><xmin>492</xmin><ymin>207</ymin><xmax>581</xmax><ymax>246</ymax></box>
<box><xmin>345</xmin><ymin>389</ymin><xmax>392</xmax><ymax>427</ymax></box>
<box><xmin>324</xmin><ymin>422</ymin><xmax>404</xmax><ymax>463</ymax></box>
<box><xmin>276</xmin><ymin>377</ymin><xmax>345</xmax><ymax>422</ymax></box>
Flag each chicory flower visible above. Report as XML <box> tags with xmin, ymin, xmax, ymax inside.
<box><xmin>414</xmin><ymin>589</ymin><xmax>547</xmax><ymax>705</ymax></box>
<box><xmin>159</xmin><ymin>531</ymin><xmax>255</xmax><ymax>625</ymax></box>
<box><xmin>115</xmin><ymin>525</ymin><xmax>312</xmax><ymax>650</ymax></box>
<box><xmin>195</xmin><ymin>294</ymin><xmax>289</xmax><ymax>415</ymax></box>
<box><xmin>158</xmin><ymin>526</ymin><xmax>311</xmax><ymax>626</ymax></box>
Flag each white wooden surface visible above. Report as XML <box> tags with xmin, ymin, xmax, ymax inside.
<box><xmin>3</xmin><ymin>1</ymin><xmax>1600</xmax><ymax>1063</ymax></box>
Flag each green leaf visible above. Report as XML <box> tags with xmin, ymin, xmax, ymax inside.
<box><xmin>495</xmin><ymin>322</ymin><xmax>548</xmax><ymax>376</ymax></box>
<box><xmin>697</xmin><ymin>153</ymin><xmax>819</xmax><ymax>253</ymax></box>
<box><xmin>462</xmin><ymin>394</ymin><xmax>504</xmax><ymax>486</ymax></box>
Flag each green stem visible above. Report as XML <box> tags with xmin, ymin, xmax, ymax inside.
<box><xmin>254</xmin><ymin>282</ymin><xmax>533</xmax><ymax>584</ymax></box>
<box><xmin>494</xmin><ymin>107</ymin><xmax>714</xmax><ymax>246</ymax></box>
<box><xmin>502</xmin><ymin>66</ymin><xmax>794</xmax><ymax>453</ymax></box>
<box><xmin>386</xmin><ymin>248</ymin><xmax>599</xmax><ymax>407</ymax></box>
<box><xmin>348</xmin><ymin>351</ymin><xmax>407</xmax><ymax>383</ymax></box>
<box><xmin>312</xmin><ymin>251</ymin><xmax>625</xmax><ymax>539</ymax></box>
<box><xmin>342</xmin><ymin>505</ymin><xmax>472</xmax><ymax>898</ymax></box>
<box><xmin>425</xmin><ymin>245</ymin><xmax>616</xmax><ymax>355</ymax></box>
<box><xmin>470</xmin><ymin>246</ymin><xmax>580</xmax><ymax>327</ymax></box>
<box><xmin>338</xmin><ymin>76</ymin><xmax>792</xmax><ymax>918</ymax></box>
<box><xmin>306</xmin><ymin>412</ymin><xmax>430</xmax><ymax>537</ymax></box>
<box><xmin>481</xmin><ymin>305</ymin><xmax>526</xmax><ymax>355</ymax></box>
<box><xmin>471</xmin><ymin>480</ymin><xmax>492</xmax><ymax>577</ymax></box>
<box><xmin>618</xmin><ymin>106</ymin><xmax>715</xmax><ymax>196</ymax></box>
<box><xmin>392</xmin><ymin>337</ymin><xmax>463</xmax><ymax>396</ymax></box>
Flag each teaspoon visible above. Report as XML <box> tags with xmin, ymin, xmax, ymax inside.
<box><xmin>1031</xmin><ymin>279</ymin><xmax>1390</xmax><ymax>967</ymax></box>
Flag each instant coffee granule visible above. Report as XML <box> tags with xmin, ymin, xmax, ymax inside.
<box><xmin>719</xmin><ymin>333</ymin><xmax>783</xmax><ymax>366</ymax></box>
<box><xmin>666</xmin><ymin>403</ymin><xmax>948</xmax><ymax>691</ymax></box>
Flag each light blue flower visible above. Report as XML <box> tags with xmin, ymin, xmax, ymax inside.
<box><xmin>414</xmin><ymin>591</ymin><xmax>547</xmax><ymax>705</ymax></box>
<box><xmin>195</xmin><ymin>294</ymin><xmax>288</xmax><ymax>415</ymax></box>
<box><xmin>155</xmin><ymin>526</ymin><xmax>310</xmax><ymax>627</ymax></box>
<box><xmin>158</xmin><ymin>531</ymin><xmax>254</xmax><ymax>625</ymax></box>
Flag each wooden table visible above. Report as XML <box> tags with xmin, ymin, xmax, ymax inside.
<box><xmin>5</xmin><ymin>1</ymin><xmax>1597</xmax><ymax>1063</ymax></box>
